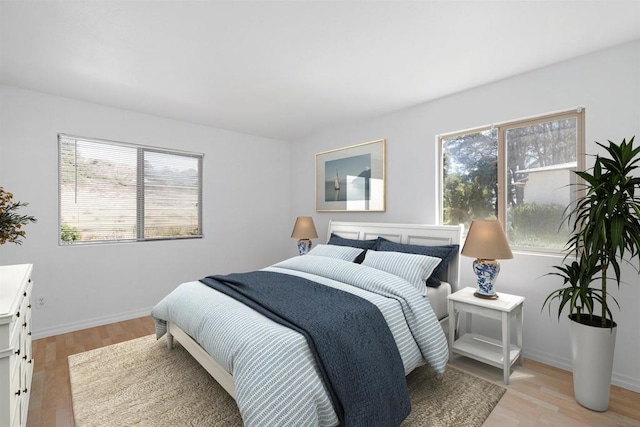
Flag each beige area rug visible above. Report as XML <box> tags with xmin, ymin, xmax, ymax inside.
<box><xmin>69</xmin><ymin>335</ymin><xmax>505</xmax><ymax>427</ymax></box>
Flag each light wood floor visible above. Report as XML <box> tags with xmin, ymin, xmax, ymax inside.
<box><xmin>27</xmin><ymin>316</ymin><xmax>639</xmax><ymax>426</ymax></box>
<box><xmin>27</xmin><ymin>317</ymin><xmax>156</xmax><ymax>427</ymax></box>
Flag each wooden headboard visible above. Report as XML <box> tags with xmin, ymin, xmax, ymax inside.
<box><xmin>327</xmin><ymin>221</ymin><xmax>465</xmax><ymax>292</ymax></box>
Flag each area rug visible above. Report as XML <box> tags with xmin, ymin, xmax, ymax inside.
<box><xmin>69</xmin><ymin>335</ymin><xmax>505</xmax><ymax>427</ymax></box>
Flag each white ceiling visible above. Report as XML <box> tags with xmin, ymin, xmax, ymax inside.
<box><xmin>1</xmin><ymin>1</ymin><xmax>639</xmax><ymax>141</ymax></box>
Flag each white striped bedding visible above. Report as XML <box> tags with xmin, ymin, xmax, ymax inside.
<box><xmin>151</xmin><ymin>255</ymin><xmax>449</xmax><ymax>427</ymax></box>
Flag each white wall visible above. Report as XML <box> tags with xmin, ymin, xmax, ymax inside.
<box><xmin>0</xmin><ymin>85</ymin><xmax>292</xmax><ymax>338</ymax></box>
<box><xmin>291</xmin><ymin>40</ymin><xmax>640</xmax><ymax>392</ymax></box>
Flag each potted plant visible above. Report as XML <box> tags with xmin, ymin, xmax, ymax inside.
<box><xmin>543</xmin><ymin>137</ymin><xmax>640</xmax><ymax>411</ymax></box>
<box><xmin>0</xmin><ymin>187</ymin><xmax>37</xmax><ymax>245</ymax></box>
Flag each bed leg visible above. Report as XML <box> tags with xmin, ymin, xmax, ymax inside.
<box><xmin>167</xmin><ymin>331</ymin><xmax>174</xmax><ymax>350</ymax></box>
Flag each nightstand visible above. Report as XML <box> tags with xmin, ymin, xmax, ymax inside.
<box><xmin>447</xmin><ymin>287</ymin><xmax>524</xmax><ymax>384</ymax></box>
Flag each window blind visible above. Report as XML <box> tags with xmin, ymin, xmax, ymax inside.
<box><xmin>58</xmin><ymin>134</ymin><xmax>203</xmax><ymax>245</ymax></box>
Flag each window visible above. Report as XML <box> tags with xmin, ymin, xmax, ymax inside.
<box><xmin>439</xmin><ymin>109</ymin><xmax>584</xmax><ymax>251</ymax></box>
<box><xmin>58</xmin><ymin>134</ymin><xmax>203</xmax><ymax>245</ymax></box>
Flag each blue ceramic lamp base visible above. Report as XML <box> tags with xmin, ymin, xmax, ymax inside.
<box><xmin>473</xmin><ymin>258</ymin><xmax>500</xmax><ymax>299</ymax></box>
<box><xmin>297</xmin><ymin>239</ymin><xmax>312</xmax><ymax>256</ymax></box>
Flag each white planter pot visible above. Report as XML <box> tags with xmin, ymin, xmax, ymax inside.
<box><xmin>569</xmin><ymin>315</ymin><xmax>617</xmax><ymax>411</ymax></box>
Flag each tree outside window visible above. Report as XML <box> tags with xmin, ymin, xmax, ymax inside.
<box><xmin>442</xmin><ymin>128</ymin><xmax>498</xmax><ymax>227</ymax></box>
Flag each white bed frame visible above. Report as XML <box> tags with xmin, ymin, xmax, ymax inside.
<box><xmin>166</xmin><ymin>221</ymin><xmax>464</xmax><ymax>401</ymax></box>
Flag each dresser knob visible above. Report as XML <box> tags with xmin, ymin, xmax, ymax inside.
<box><xmin>15</xmin><ymin>390</ymin><xmax>21</xmax><ymax>396</ymax></box>
<box><xmin>23</xmin><ymin>322</ymin><xmax>28</xmax><ymax>328</ymax></box>
<box><xmin>23</xmin><ymin>388</ymin><xmax>28</xmax><ymax>393</ymax></box>
<box><xmin>28</xmin><ymin>359</ymin><xmax>33</xmax><ymax>364</ymax></box>
<box><xmin>28</xmin><ymin>332</ymin><xmax>32</xmax><ymax>336</ymax></box>
<box><xmin>24</xmin><ymin>291</ymin><xmax>27</xmax><ymax>297</ymax></box>
<box><xmin>28</xmin><ymin>304</ymin><xmax>31</xmax><ymax>309</ymax></box>
<box><xmin>23</xmin><ymin>354</ymin><xmax>27</xmax><ymax>360</ymax></box>
<box><xmin>16</xmin><ymin>311</ymin><xmax>20</xmax><ymax>318</ymax></box>
<box><xmin>15</xmin><ymin>349</ymin><xmax>20</xmax><ymax>356</ymax></box>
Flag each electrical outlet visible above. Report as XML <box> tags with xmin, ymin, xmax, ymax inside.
<box><xmin>36</xmin><ymin>296</ymin><xmax>47</xmax><ymax>309</ymax></box>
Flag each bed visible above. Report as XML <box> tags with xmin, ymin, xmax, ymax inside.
<box><xmin>151</xmin><ymin>221</ymin><xmax>463</xmax><ymax>426</ymax></box>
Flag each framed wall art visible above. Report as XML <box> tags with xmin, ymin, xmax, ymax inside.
<box><xmin>315</xmin><ymin>139</ymin><xmax>386</xmax><ymax>212</ymax></box>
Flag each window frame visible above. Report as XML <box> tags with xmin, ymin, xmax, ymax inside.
<box><xmin>58</xmin><ymin>133</ymin><xmax>204</xmax><ymax>245</ymax></box>
<box><xmin>437</xmin><ymin>108</ymin><xmax>585</xmax><ymax>253</ymax></box>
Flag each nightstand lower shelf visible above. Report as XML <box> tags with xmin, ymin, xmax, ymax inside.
<box><xmin>451</xmin><ymin>333</ymin><xmax>522</xmax><ymax>369</ymax></box>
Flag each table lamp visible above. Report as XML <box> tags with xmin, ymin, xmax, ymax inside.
<box><xmin>461</xmin><ymin>220</ymin><xmax>513</xmax><ymax>299</ymax></box>
<box><xmin>291</xmin><ymin>216</ymin><xmax>318</xmax><ymax>255</ymax></box>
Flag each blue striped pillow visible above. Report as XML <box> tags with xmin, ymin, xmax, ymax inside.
<box><xmin>306</xmin><ymin>244</ymin><xmax>365</xmax><ymax>262</ymax></box>
<box><xmin>362</xmin><ymin>250</ymin><xmax>441</xmax><ymax>296</ymax></box>
<box><xmin>377</xmin><ymin>239</ymin><xmax>459</xmax><ymax>287</ymax></box>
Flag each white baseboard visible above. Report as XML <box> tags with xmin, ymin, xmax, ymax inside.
<box><xmin>32</xmin><ymin>307</ymin><xmax>154</xmax><ymax>340</ymax></box>
<box><xmin>523</xmin><ymin>348</ymin><xmax>640</xmax><ymax>393</ymax></box>
<box><xmin>611</xmin><ymin>372</ymin><xmax>640</xmax><ymax>393</ymax></box>
<box><xmin>523</xmin><ymin>347</ymin><xmax>572</xmax><ymax>372</ymax></box>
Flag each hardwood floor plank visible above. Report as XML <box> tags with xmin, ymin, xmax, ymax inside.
<box><xmin>26</xmin><ymin>317</ymin><xmax>639</xmax><ymax>426</ymax></box>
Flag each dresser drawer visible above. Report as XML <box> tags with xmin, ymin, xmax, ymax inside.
<box><xmin>11</xmin><ymin>397</ymin><xmax>21</xmax><ymax>427</ymax></box>
<box><xmin>20</xmin><ymin>313</ymin><xmax>31</xmax><ymax>365</ymax></box>
<box><xmin>9</xmin><ymin>325</ymin><xmax>21</xmax><ymax>371</ymax></box>
<box><xmin>9</xmin><ymin>356</ymin><xmax>21</xmax><ymax>422</ymax></box>
<box><xmin>19</xmin><ymin>278</ymin><xmax>33</xmax><ymax>327</ymax></box>
<box><xmin>8</xmin><ymin>279</ymin><xmax>31</xmax><ymax>345</ymax></box>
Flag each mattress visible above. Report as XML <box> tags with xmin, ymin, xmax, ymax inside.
<box><xmin>426</xmin><ymin>281</ymin><xmax>452</xmax><ymax>321</ymax></box>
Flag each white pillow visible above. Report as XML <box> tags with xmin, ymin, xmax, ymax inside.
<box><xmin>362</xmin><ymin>250</ymin><xmax>441</xmax><ymax>295</ymax></box>
<box><xmin>306</xmin><ymin>244</ymin><xmax>365</xmax><ymax>262</ymax></box>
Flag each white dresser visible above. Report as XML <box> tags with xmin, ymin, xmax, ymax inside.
<box><xmin>0</xmin><ymin>264</ymin><xmax>34</xmax><ymax>427</ymax></box>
